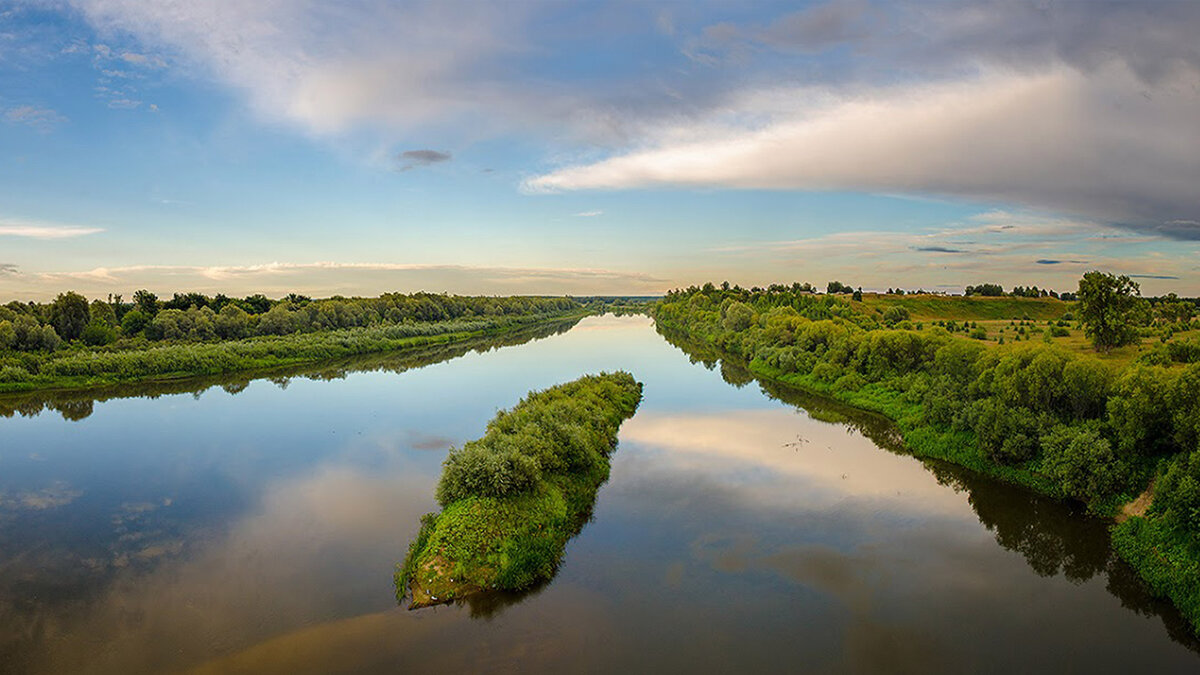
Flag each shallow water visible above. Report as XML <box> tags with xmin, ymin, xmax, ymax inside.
<box><xmin>0</xmin><ymin>315</ymin><xmax>1196</xmax><ymax>674</ymax></box>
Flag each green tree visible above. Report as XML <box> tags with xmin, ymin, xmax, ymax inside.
<box><xmin>1041</xmin><ymin>423</ymin><xmax>1128</xmax><ymax>504</ymax></box>
<box><xmin>89</xmin><ymin>299</ymin><xmax>117</xmax><ymax>327</ymax></box>
<box><xmin>0</xmin><ymin>319</ymin><xmax>14</xmax><ymax>349</ymax></box>
<box><xmin>133</xmin><ymin>289</ymin><xmax>159</xmax><ymax>317</ymax></box>
<box><xmin>1077</xmin><ymin>271</ymin><xmax>1149</xmax><ymax>352</ymax></box>
<box><xmin>49</xmin><ymin>291</ymin><xmax>90</xmax><ymax>341</ymax></box>
<box><xmin>120</xmin><ymin>309</ymin><xmax>150</xmax><ymax>336</ymax></box>
<box><xmin>81</xmin><ymin>318</ymin><xmax>117</xmax><ymax>346</ymax></box>
<box><xmin>215</xmin><ymin>304</ymin><xmax>252</xmax><ymax>339</ymax></box>
<box><xmin>1154</xmin><ymin>450</ymin><xmax>1200</xmax><ymax>536</ymax></box>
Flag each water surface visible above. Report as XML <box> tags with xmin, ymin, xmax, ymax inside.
<box><xmin>0</xmin><ymin>315</ymin><xmax>1196</xmax><ymax>673</ymax></box>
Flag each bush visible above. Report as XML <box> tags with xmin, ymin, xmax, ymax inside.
<box><xmin>1154</xmin><ymin>450</ymin><xmax>1200</xmax><ymax>537</ymax></box>
<box><xmin>881</xmin><ymin>306</ymin><xmax>910</xmax><ymax>325</ymax></box>
<box><xmin>0</xmin><ymin>365</ymin><xmax>30</xmax><ymax>383</ymax></box>
<box><xmin>436</xmin><ymin>442</ymin><xmax>542</xmax><ymax>505</ymax></box>
<box><xmin>1040</xmin><ymin>423</ymin><xmax>1128</xmax><ymax>504</ymax></box>
<box><xmin>81</xmin><ymin>318</ymin><xmax>117</xmax><ymax>346</ymax></box>
<box><xmin>121</xmin><ymin>309</ymin><xmax>150</xmax><ymax>336</ymax></box>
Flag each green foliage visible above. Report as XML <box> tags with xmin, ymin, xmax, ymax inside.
<box><xmin>655</xmin><ymin>280</ymin><xmax>1175</xmax><ymax>509</ymax></box>
<box><xmin>49</xmin><ymin>291</ymin><xmax>90</xmax><ymax>341</ymax></box>
<box><xmin>720</xmin><ymin>300</ymin><xmax>756</xmax><ymax>332</ymax></box>
<box><xmin>89</xmin><ymin>299</ymin><xmax>116</xmax><ymax>327</ymax></box>
<box><xmin>120</xmin><ymin>309</ymin><xmax>150</xmax><ymax>336</ymax></box>
<box><xmin>881</xmin><ymin>306</ymin><xmax>910</xmax><ymax>325</ymax></box>
<box><xmin>1170</xmin><ymin>365</ymin><xmax>1200</xmax><ymax>452</ymax></box>
<box><xmin>435</xmin><ymin>372</ymin><xmax>642</xmax><ymax>506</ymax></box>
<box><xmin>401</xmin><ymin>373</ymin><xmax>643</xmax><ymax>605</ymax></box>
<box><xmin>436</xmin><ymin>442</ymin><xmax>542</xmax><ymax>504</ymax></box>
<box><xmin>0</xmin><ymin>310</ymin><xmax>582</xmax><ymax>393</ymax></box>
<box><xmin>133</xmin><ymin>289</ymin><xmax>159</xmax><ymax>316</ymax></box>
<box><xmin>657</xmin><ymin>278</ymin><xmax>1200</xmax><ymax>632</ymax></box>
<box><xmin>80</xmin><ymin>318</ymin><xmax>117</xmax><ymax>346</ymax></box>
<box><xmin>1077</xmin><ymin>271</ymin><xmax>1151</xmax><ymax>351</ymax></box>
<box><xmin>215</xmin><ymin>304</ymin><xmax>252</xmax><ymax>339</ymax></box>
<box><xmin>1107</xmin><ymin>365</ymin><xmax>1177</xmax><ymax>456</ymax></box>
<box><xmin>1112</xmin><ymin>517</ymin><xmax>1200</xmax><ymax>634</ymax></box>
<box><xmin>1155</xmin><ymin>450</ymin><xmax>1200</xmax><ymax>535</ymax></box>
<box><xmin>1040</xmin><ymin>423</ymin><xmax>1127</xmax><ymax>505</ymax></box>
<box><xmin>965</xmin><ymin>283</ymin><xmax>1005</xmax><ymax>297</ymax></box>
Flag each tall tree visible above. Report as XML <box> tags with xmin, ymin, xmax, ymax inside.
<box><xmin>49</xmin><ymin>291</ymin><xmax>90</xmax><ymax>341</ymax></box>
<box><xmin>133</xmin><ymin>289</ymin><xmax>159</xmax><ymax>316</ymax></box>
<box><xmin>1077</xmin><ymin>272</ymin><xmax>1150</xmax><ymax>352</ymax></box>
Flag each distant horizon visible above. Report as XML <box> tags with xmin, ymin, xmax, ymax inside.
<box><xmin>10</xmin><ymin>276</ymin><xmax>1193</xmax><ymax>305</ymax></box>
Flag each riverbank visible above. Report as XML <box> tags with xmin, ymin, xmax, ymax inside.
<box><xmin>0</xmin><ymin>310</ymin><xmax>587</xmax><ymax>396</ymax></box>
<box><xmin>651</xmin><ymin>285</ymin><xmax>1200</xmax><ymax>634</ymax></box>
<box><xmin>398</xmin><ymin>372</ymin><xmax>643</xmax><ymax>609</ymax></box>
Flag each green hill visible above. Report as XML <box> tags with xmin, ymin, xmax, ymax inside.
<box><xmin>857</xmin><ymin>293</ymin><xmax>1072</xmax><ymax>321</ymax></box>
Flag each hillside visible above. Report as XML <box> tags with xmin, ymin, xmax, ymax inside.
<box><xmin>856</xmin><ymin>293</ymin><xmax>1072</xmax><ymax>321</ymax></box>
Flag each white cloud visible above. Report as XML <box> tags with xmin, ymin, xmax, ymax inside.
<box><xmin>16</xmin><ymin>261</ymin><xmax>664</xmax><ymax>299</ymax></box>
<box><xmin>4</xmin><ymin>105</ymin><xmax>67</xmax><ymax>130</ymax></box>
<box><xmin>574</xmin><ymin>210</ymin><xmax>603</xmax><ymax>217</ymax></box>
<box><xmin>0</xmin><ymin>220</ymin><xmax>104</xmax><ymax>239</ymax></box>
<box><xmin>71</xmin><ymin>0</ymin><xmax>544</xmax><ymax>137</ymax></box>
<box><xmin>526</xmin><ymin>65</ymin><xmax>1200</xmax><ymax>234</ymax></box>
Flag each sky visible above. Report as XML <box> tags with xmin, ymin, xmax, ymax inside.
<box><xmin>0</xmin><ymin>0</ymin><xmax>1198</xmax><ymax>300</ymax></box>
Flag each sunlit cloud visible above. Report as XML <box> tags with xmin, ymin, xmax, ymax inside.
<box><xmin>8</xmin><ymin>261</ymin><xmax>665</xmax><ymax>300</ymax></box>
<box><xmin>0</xmin><ymin>220</ymin><xmax>104</xmax><ymax>239</ymax></box>
<box><xmin>526</xmin><ymin>66</ymin><xmax>1200</xmax><ymax>237</ymax></box>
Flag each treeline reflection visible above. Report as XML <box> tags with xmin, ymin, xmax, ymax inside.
<box><xmin>0</xmin><ymin>318</ymin><xmax>581</xmax><ymax>422</ymax></box>
<box><xmin>656</xmin><ymin>322</ymin><xmax>1200</xmax><ymax>655</ymax></box>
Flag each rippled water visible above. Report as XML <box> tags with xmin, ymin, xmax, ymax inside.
<box><xmin>0</xmin><ymin>315</ymin><xmax>1197</xmax><ymax>674</ymax></box>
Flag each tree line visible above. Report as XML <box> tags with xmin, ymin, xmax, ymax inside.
<box><xmin>654</xmin><ymin>272</ymin><xmax>1200</xmax><ymax>632</ymax></box>
<box><xmin>0</xmin><ymin>290</ymin><xmax>579</xmax><ymax>352</ymax></box>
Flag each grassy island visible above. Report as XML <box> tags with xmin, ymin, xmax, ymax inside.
<box><xmin>397</xmin><ymin>372</ymin><xmax>643</xmax><ymax>609</ymax></box>
<box><xmin>654</xmin><ymin>282</ymin><xmax>1200</xmax><ymax>632</ymax></box>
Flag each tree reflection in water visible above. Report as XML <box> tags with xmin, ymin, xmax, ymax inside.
<box><xmin>658</xmin><ymin>322</ymin><xmax>1200</xmax><ymax>655</ymax></box>
<box><xmin>0</xmin><ymin>318</ymin><xmax>581</xmax><ymax>423</ymax></box>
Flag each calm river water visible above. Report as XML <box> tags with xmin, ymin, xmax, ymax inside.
<box><xmin>0</xmin><ymin>315</ymin><xmax>1197</xmax><ymax>673</ymax></box>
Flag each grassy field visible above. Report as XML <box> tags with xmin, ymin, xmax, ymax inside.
<box><xmin>846</xmin><ymin>293</ymin><xmax>1200</xmax><ymax>367</ymax></box>
<box><xmin>856</xmin><ymin>293</ymin><xmax>1072</xmax><ymax>321</ymax></box>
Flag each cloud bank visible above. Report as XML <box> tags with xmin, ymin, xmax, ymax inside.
<box><xmin>69</xmin><ymin>0</ymin><xmax>1200</xmax><ymax>237</ymax></box>
<box><xmin>0</xmin><ymin>220</ymin><xmax>104</xmax><ymax>239</ymax></box>
<box><xmin>526</xmin><ymin>66</ymin><xmax>1200</xmax><ymax>236</ymax></box>
<box><xmin>4</xmin><ymin>261</ymin><xmax>664</xmax><ymax>300</ymax></box>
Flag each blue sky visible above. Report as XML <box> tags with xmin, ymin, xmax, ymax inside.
<box><xmin>1</xmin><ymin>0</ymin><xmax>1198</xmax><ymax>300</ymax></box>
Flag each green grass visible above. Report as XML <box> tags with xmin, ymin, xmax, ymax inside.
<box><xmin>1113</xmin><ymin>517</ymin><xmax>1200</xmax><ymax>631</ymax></box>
<box><xmin>858</xmin><ymin>293</ymin><xmax>1072</xmax><ymax>321</ymax></box>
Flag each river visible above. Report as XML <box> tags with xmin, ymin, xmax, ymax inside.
<box><xmin>0</xmin><ymin>315</ymin><xmax>1196</xmax><ymax>673</ymax></box>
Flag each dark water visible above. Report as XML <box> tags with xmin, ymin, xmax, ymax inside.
<box><xmin>0</xmin><ymin>315</ymin><xmax>1196</xmax><ymax>674</ymax></box>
